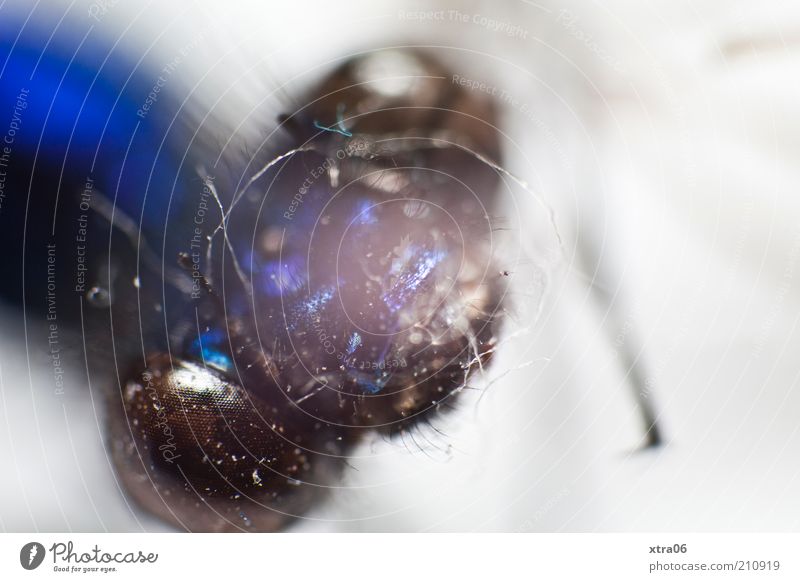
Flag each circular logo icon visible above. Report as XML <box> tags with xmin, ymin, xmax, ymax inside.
<box><xmin>20</xmin><ymin>542</ymin><xmax>45</xmax><ymax>570</ymax></box>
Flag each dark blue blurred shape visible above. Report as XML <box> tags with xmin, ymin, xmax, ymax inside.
<box><xmin>0</xmin><ymin>15</ymin><xmax>190</xmax><ymax>312</ymax></box>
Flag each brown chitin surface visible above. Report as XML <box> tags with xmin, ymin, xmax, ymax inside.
<box><xmin>110</xmin><ymin>49</ymin><xmax>507</xmax><ymax>531</ymax></box>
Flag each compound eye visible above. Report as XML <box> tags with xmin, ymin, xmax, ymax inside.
<box><xmin>110</xmin><ymin>353</ymin><xmax>345</xmax><ymax>532</ymax></box>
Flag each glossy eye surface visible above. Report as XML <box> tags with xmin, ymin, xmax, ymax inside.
<box><xmin>113</xmin><ymin>354</ymin><xmax>347</xmax><ymax>532</ymax></box>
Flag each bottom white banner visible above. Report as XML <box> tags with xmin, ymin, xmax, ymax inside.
<box><xmin>0</xmin><ymin>533</ymin><xmax>795</xmax><ymax>581</ymax></box>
